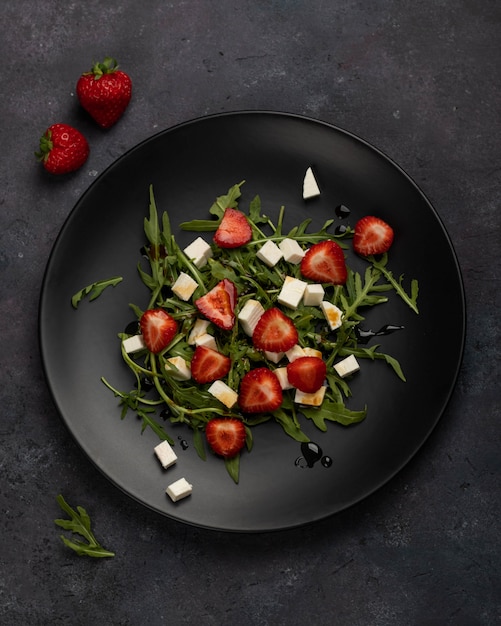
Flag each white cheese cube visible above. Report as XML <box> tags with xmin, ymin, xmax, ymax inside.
<box><xmin>194</xmin><ymin>333</ymin><xmax>218</xmax><ymax>351</ymax></box>
<box><xmin>256</xmin><ymin>240</ymin><xmax>283</xmax><ymax>267</ymax></box>
<box><xmin>154</xmin><ymin>440</ymin><xmax>178</xmax><ymax>469</ymax></box>
<box><xmin>238</xmin><ymin>299</ymin><xmax>265</xmax><ymax>336</ymax></box>
<box><xmin>183</xmin><ymin>237</ymin><xmax>213</xmax><ymax>268</ymax></box>
<box><xmin>274</xmin><ymin>366</ymin><xmax>293</xmax><ymax>390</ymax></box>
<box><xmin>208</xmin><ymin>380</ymin><xmax>238</xmax><ymax>408</ymax></box>
<box><xmin>303</xmin><ymin>166</ymin><xmax>321</xmax><ymax>199</ymax></box>
<box><xmin>171</xmin><ymin>272</ymin><xmax>198</xmax><ymax>301</ymax></box>
<box><xmin>285</xmin><ymin>344</ymin><xmax>306</xmax><ymax>362</ymax></box>
<box><xmin>334</xmin><ymin>355</ymin><xmax>360</xmax><ymax>378</ymax></box>
<box><xmin>320</xmin><ymin>301</ymin><xmax>343</xmax><ymax>331</ymax></box>
<box><xmin>187</xmin><ymin>319</ymin><xmax>211</xmax><ymax>345</ymax></box>
<box><xmin>303</xmin><ymin>347</ymin><xmax>323</xmax><ymax>359</ymax></box>
<box><xmin>166</xmin><ymin>477</ymin><xmax>193</xmax><ymax>502</ymax></box>
<box><xmin>264</xmin><ymin>350</ymin><xmax>285</xmax><ymax>364</ymax></box>
<box><xmin>122</xmin><ymin>334</ymin><xmax>146</xmax><ymax>354</ymax></box>
<box><xmin>303</xmin><ymin>283</ymin><xmax>325</xmax><ymax>306</ymax></box>
<box><xmin>165</xmin><ymin>356</ymin><xmax>191</xmax><ymax>381</ymax></box>
<box><xmin>294</xmin><ymin>386</ymin><xmax>327</xmax><ymax>406</ymax></box>
<box><xmin>278</xmin><ymin>238</ymin><xmax>305</xmax><ymax>264</ymax></box>
<box><xmin>278</xmin><ymin>276</ymin><xmax>307</xmax><ymax>310</ymax></box>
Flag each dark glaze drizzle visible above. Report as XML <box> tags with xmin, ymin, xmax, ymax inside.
<box><xmin>355</xmin><ymin>324</ymin><xmax>405</xmax><ymax>344</ymax></box>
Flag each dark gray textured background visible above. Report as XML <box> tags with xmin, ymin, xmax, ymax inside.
<box><xmin>1</xmin><ymin>1</ymin><xmax>499</xmax><ymax>624</ymax></box>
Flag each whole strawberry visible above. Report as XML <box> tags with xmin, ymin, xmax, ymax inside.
<box><xmin>76</xmin><ymin>57</ymin><xmax>132</xmax><ymax>128</ymax></box>
<box><xmin>36</xmin><ymin>123</ymin><xmax>89</xmax><ymax>175</ymax></box>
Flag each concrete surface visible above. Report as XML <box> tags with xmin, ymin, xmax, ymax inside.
<box><xmin>1</xmin><ymin>1</ymin><xmax>499</xmax><ymax>624</ymax></box>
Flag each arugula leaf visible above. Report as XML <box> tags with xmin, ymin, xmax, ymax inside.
<box><xmin>224</xmin><ymin>455</ymin><xmax>240</xmax><ymax>484</ymax></box>
<box><xmin>370</xmin><ymin>253</ymin><xmax>419</xmax><ymax>314</ymax></box>
<box><xmin>179</xmin><ymin>181</ymin><xmax>245</xmax><ymax>230</ymax></box>
<box><xmin>55</xmin><ymin>495</ymin><xmax>114</xmax><ymax>558</ymax></box>
<box><xmin>71</xmin><ymin>276</ymin><xmax>123</xmax><ymax>309</ymax></box>
<box><xmin>301</xmin><ymin>402</ymin><xmax>367</xmax><ymax>430</ymax></box>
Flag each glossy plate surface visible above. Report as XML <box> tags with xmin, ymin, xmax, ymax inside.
<box><xmin>39</xmin><ymin>112</ymin><xmax>465</xmax><ymax>532</ymax></box>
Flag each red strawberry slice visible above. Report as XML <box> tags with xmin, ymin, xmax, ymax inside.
<box><xmin>238</xmin><ymin>367</ymin><xmax>283</xmax><ymax>413</ymax></box>
<box><xmin>353</xmin><ymin>216</ymin><xmax>394</xmax><ymax>256</ymax></box>
<box><xmin>286</xmin><ymin>356</ymin><xmax>327</xmax><ymax>393</ymax></box>
<box><xmin>214</xmin><ymin>208</ymin><xmax>252</xmax><ymax>248</ymax></box>
<box><xmin>205</xmin><ymin>418</ymin><xmax>246</xmax><ymax>458</ymax></box>
<box><xmin>195</xmin><ymin>279</ymin><xmax>237</xmax><ymax>330</ymax></box>
<box><xmin>190</xmin><ymin>345</ymin><xmax>231</xmax><ymax>384</ymax></box>
<box><xmin>252</xmin><ymin>308</ymin><xmax>298</xmax><ymax>353</ymax></box>
<box><xmin>140</xmin><ymin>309</ymin><xmax>178</xmax><ymax>354</ymax></box>
<box><xmin>300</xmin><ymin>240</ymin><xmax>347</xmax><ymax>285</ymax></box>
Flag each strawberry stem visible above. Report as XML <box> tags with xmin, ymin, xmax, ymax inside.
<box><xmin>86</xmin><ymin>57</ymin><xmax>119</xmax><ymax>79</ymax></box>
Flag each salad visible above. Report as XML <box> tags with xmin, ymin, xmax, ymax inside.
<box><xmin>97</xmin><ymin>180</ymin><xmax>419</xmax><ymax>483</ymax></box>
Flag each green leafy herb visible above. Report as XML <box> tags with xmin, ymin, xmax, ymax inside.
<box><xmin>54</xmin><ymin>494</ymin><xmax>115</xmax><ymax>558</ymax></box>
<box><xmin>71</xmin><ymin>276</ymin><xmax>123</xmax><ymax>309</ymax></box>
<box><xmin>102</xmin><ymin>182</ymin><xmax>419</xmax><ymax>483</ymax></box>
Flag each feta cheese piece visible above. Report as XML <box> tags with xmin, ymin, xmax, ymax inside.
<box><xmin>303</xmin><ymin>166</ymin><xmax>321</xmax><ymax>199</ymax></box>
<box><xmin>171</xmin><ymin>272</ymin><xmax>198</xmax><ymax>301</ymax></box>
<box><xmin>294</xmin><ymin>386</ymin><xmax>327</xmax><ymax>406</ymax></box>
<box><xmin>183</xmin><ymin>237</ymin><xmax>213</xmax><ymax>268</ymax></box>
<box><xmin>320</xmin><ymin>301</ymin><xmax>343</xmax><ymax>331</ymax></box>
<box><xmin>238</xmin><ymin>299</ymin><xmax>265</xmax><ymax>336</ymax></box>
<box><xmin>166</xmin><ymin>477</ymin><xmax>193</xmax><ymax>502</ymax></box>
<box><xmin>256</xmin><ymin>240</ymin><xmax>283</xmax><ymax>267</ymax></box>
<box><xmin>154</xmin><ymin>440</ymin><xmax>178</xmax><ymax>469</ymax></box>
<box><xmin>278</xmin><ymin>238</ymin><xmax>305</xmax><ymax>264</ymax></box>
<box><xmin>285</xmin><ymin>344</ymin><xmax>306</xmax><ymax>362</ymax></box>
<box><xmin>264</xmin><ymin>350</ymin><xmax>285</xmax><ymax>364</ymax></box>
<box><xmin>208</xmin><ymin>380</ymin><xmax>238</xmax><ymax>408</ymax></box>
<box><xmin>334</xmin><ymin>355</ymin><xmax>360</xmax><ymax>378</ymax></box>
<box><xmin>274</xmin><ymin>366</ymin><xmax>293</xmax><ymax>390</ymax></box>
<box><xmin>194</xmin><ymin>333</ymin><xmax>217</xmax><ymax>351</ymax></box>
<box><xmin>165</xmin><ymin>356</ymin><xmax>191</xmax><ymax>381</ymax></box>
<box><xmin>302</xmin><ymin>347</ymin><xmax>323</xmax><ymax>359</ymax></box>
<box><xmin>122</xmin><ymin>334</ymin><xmax>146</xmax><ymax>354</ymax></box>
<box><xmin>303</xmin><ymin>283</ymin><xmax>325</xmax><ymax>306</ymax></box>
<box><xmin>278</xmin><ymin>276</ymin><xmax>307</xmax><ymax>310</ymax></box>
<box><xmin>187</xmin><ymin>319</ymin><xmax>211</xmax><ymax>345</ymax></box>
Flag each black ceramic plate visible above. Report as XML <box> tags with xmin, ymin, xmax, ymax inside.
<box><xmin>39</xmin><ymin>111</ymin><xmax>465</xmax><ymax>532</ymax></box>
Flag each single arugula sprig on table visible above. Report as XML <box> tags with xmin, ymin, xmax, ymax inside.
<box><xmin>102</xmin><ymin>182</ymin><xmax>419</xmax><ymax>482</ymax></box>
<box><xmin>55</xmin><ymin>494</ymin><xmax>115</xmax><ymax>558</ymax></box>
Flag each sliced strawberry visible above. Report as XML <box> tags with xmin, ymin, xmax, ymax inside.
<box><xmin>238</xmin><ymin>367</ymin><xmax>283</xmax><ymax>413</ymax></box>
<box><xmin>195</xmin><ymin>279</ymin><xmax>237</xmax><ymax>330</ymax></box>
<box><xmin>286</xmin><ymin>356</ymin><xmax>326</xmax><ymax>393</ymax></box>
<box><xmin>353</xmin><ymin>216</ymin><xmax>394</xmax><ymax>256</ymax></box>
<box><xmin>252</xmin><ymin>308</ymin><xmax>298</xmax><ymax>352</ymax></box>
<box><xmin>214</xmin><ymin>208</ymin><xmax>252</xmax><ymax>248</ymax></box>
<box><xmin>140</xmin><ymin>309</ymin><xmax>178</xmax><ymax>354</ymax></box>
<box><xmin>190</xmin><ymin>345</ymin><xmax>231</xmax><ymax>384</ymax></box>
<box><xmin>300</xmin><ymin>240</ymin><xmax>347</xmax><ymax>285</ymax></box>
<box><xmin>205</xmin><ymin>418</ymin><xmax>246</xmax><ymax>458</ymax></box>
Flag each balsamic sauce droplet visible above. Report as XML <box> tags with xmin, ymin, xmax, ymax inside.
<box><xmin>159</xmin><ymin>409</ymin><xmax>169</xmax><ymax>421</ymax></box>
<box><xmin>295</xmin><ymin>442</ymin><xmax>333</xmax><ymax>469</ymax></box>
<box><xmin>356</xmin><ymin>324</ymin><xmax>405</xmax><ymax>344</ymax></box>
<box><xmin>335</xmin><ymin>224</ymin><xmax>348</xmax><ymax>235</ymax></box>
<box><xmin>124</xmin><ymin>320</ymin><xmax>139</xmax><ymax>335</ymax></box>
<box><xmin>301</xmin><ymin>442</ymin><xmax>323</xmax><ymax>468</ymax></box>
<box><xmin>335</xmin><ymin>204</ymin><xmax>351</xmax><ymax>219</ymax></box>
